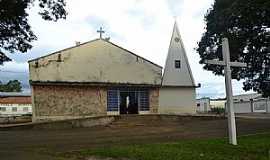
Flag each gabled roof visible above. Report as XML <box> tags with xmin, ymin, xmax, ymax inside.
<box><xmin>29</xmin><ymin>38</ymin><xmax>162</xmax><ymax>85</ymax></box>
<box><xmin>28</xmin><ymin>39</ymin><xmax>162</xmax><ymax>69</ymax></box>
<box><xmin>28</xmin><ymin>38</ymin><xmax>100</xmax><ymax>63</ymax></box>
<box><xmin>105</xmin><ymin>40</ymin><xmax>162</xmax><ymax>69</ymax></box>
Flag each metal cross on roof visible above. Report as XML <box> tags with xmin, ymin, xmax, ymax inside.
<box><xmin>97</xmin><ymin>27</ymin><xmax>105</xmax><ymax>39</ymax></box>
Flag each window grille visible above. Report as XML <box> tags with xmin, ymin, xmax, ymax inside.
<box><xmin>23</xmin><ymin>107</ymin><xmax>29</xmax><ymax>112</ymax></box>
<box><xmin>107</xmin><ymin>90</ymin><xmax>119</xmax><ymax>111</ymax></box>
<box><xmin>0</xmin><ymin>107</ymin><xmax>6</xmax><ymax>112</ymax></box>
<box><xmin>12</xmin><ymin>107</ymin><xmax>17</xmax><ymax>112</ymax></box>
<box><xmin>139</xmin><ymin>90</ymin><xmax>149</xmax><ymax>111</ymax></box>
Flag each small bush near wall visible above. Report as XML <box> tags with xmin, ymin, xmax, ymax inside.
<box><xmin>210</xmin><ymin>107</ymin><xmax>225</xmax><ymax>115</ymax></box>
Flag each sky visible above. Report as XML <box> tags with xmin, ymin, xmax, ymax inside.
<box><xmin>0</xmin><ymin>0</ymin><xmax>254</xmax><ymax>98</ymax></box>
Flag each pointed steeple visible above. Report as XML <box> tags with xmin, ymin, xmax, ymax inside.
<box><xmin>162</xmin><ymin>21</ymin><xmax>195</xmax><ymax>87</ymax></box>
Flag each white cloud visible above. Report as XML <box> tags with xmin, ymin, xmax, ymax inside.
<box><xmin>0</xmin><ymin>0</ymin><xmax>255</xmax><ymax>98</ymax></box>
<box><xmin>1</xmin><ymin>61</ymin><xmax>28</xmax><ymax>73</ymax></box>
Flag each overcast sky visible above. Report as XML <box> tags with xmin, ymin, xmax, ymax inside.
<box><xmin>0</xmin><ymin>0</ymin><xmax>254</xmax><ymax>98</ymax></box>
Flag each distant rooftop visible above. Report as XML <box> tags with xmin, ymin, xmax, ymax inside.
<box><xmin>0</xmin><ymin>92</ymin><xmax>31</xmax><ymax>97</ymax></box>
<box><xmin>233</xmin><ymin>93</ymin><xmax>261</xmax><ymax>99</ymax></box>
<box><xmin>0</xmin><ymin>96</ymin><xmax>31</xmax><ymax>104</ymax></box>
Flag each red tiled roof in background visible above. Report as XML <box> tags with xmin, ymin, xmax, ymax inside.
<box><xmin>0</xmin><ymin>96</ymin><xmax>31</xmax><ymax>104</ymax></box>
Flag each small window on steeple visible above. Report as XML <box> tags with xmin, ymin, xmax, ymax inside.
<box><xmin>175</xmin><ymin>60</ymin><xmax>181</xmax><ymax>69</ymax></box>
<box><xmin>57</xmin><ymin>54</ymin><xmax>62</xmax><ymax>62</ymax></box>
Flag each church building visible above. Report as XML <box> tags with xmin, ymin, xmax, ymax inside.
<box><xmin>29</xmin><ymin>22</ymin><xmax>197</xmax><ymax>122</ymax></box>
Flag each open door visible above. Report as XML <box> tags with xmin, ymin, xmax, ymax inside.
<box><xmin>120</xmin><ymin>91</ymin><xmax>138</xmax><ymax>114</ymax></box>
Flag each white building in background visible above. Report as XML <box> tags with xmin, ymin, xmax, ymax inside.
<box><xmin>199</xmin><ymin>93</ymin><xmax>269</xmax><ymax>114</ymax></box>
<box><xmin>233</xmin><ymin>93</ymin><xmax>261</xmax><ymax>102</ymax></box>
<box><xmin>0</xmin><ymin>92</ymin><xmax>32</xmax><ymax>117</ymax></box>
<box><xmin>210</xmin><ymin>98</ymin><xmax>226</xmax><ymax>108</ymax></box>
<box><xmin>196</xmin><ymin>97</ymin><xmax>211</xmax><ymax>113</ymax></box>
<box><xmin>231</xmin><ymin>93</ymin><xmax>269</xmax><ymax>113</ymax></box>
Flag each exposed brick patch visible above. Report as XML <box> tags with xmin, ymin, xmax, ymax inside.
<box><xmin>32</xmin><ymin>85</ymin><xmax>159</xmax><ymax>121</ymax></box>
<box><xmin>149</xmin><ymin>88</ymin><xmax>159</xmax><ymax>113</ymax></box>
<box><xmin>32</xmin><ymin>85</ymin><xmax>107</xmax><ymax>120</ymax></box>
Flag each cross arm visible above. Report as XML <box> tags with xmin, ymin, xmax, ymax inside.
<box><xmin>204</xmin><ymin>60</ymin><xmax>247</xmax><ymax>68</ymax></box>
<box><xmin>204</xmin><ymin>60</ymin><xmax>225</xmax><ymax>66</ymax></box>
<box><xmin>230</xmin><ymin>62</ymin><xmax>247</xmax><ymax>67</ymax></box>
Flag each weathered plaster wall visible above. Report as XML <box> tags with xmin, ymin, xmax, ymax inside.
<box><xmin>159</xmin><ymin>87</ymin><xmax>196</xmax><ymax>114</ymax></box>
<box><xmin>29</xmin><ymin>39</ymin><xmax>162</xmax><ymax>85</ymax></box>
<box><xmin>32</xmin><ymin>85</ymin><xmax>107</xmax><ymax>121</ymax></box>
<box><xmin>149</xmin><ymin>88</ymin><xmax>159</xmax><ymax>113</ymax></box>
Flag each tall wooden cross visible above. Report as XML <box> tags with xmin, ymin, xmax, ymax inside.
<box><xmin>205</xmin><ymin>38</ymin><xmax>247</xmax><ymax>145</ymax></box>
<box><xmin>97</xmin><ymin>27</ymin><xmax>105</xmax><ymax>39</ymax></box>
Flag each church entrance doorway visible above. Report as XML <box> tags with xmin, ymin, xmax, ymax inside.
<box><xmin>120</xmin><ymin>91</ymin><xmax>138</xmax><ymax>114</ymax></box>
<box><xmin>107</xmin><ymin>88</ymin><xmax>149</xmax><ymax>115</ymax></box>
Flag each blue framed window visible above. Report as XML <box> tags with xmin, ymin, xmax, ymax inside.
<box><xmin>107</xmin><ymin>88</ymin><xmax>149</xmax><ymax>112</ymax></box>
<box><xmin>107</xmin><ymin>90</ymin><xmax>119</xmax><ymax>111</ymax></box>
<box><xmin>139</xmin><ymin>90</ymin><xmax>149</xmax><ymax>111</ymax></box>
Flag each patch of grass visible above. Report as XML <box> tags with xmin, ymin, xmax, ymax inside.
<box><xmin>75</xmin><ymin>133</ymin><xmax>270</xmax><ymax>160</ymax></box>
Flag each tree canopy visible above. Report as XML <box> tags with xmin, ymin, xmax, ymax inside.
<box><xmin>197</xmin><ymin>0</ymin><xmax>270</xmax><ymax>97</ymax></box>
<box><xmin>0</xmin><ymin>80</ymin><xmax>22</xmax><ymax>92</ymax></box>
<box><xmin>0</xmin><ymin>0</ymin><xmax>67</xmax><ymax>65</ymax></box>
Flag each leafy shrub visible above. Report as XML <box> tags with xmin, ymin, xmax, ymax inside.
<box><xmin>210</xmin><ymin>107</ymin><xmax>225</xmax><ymax>114</ymax></box>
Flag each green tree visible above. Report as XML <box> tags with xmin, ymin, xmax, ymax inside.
<box><xmin>0</xmin><ymin>80</ymin><xmax>22</xmax><ymax>92</ymax></box>
<box><xmin>0</xmin><ymin>0</ymin><xmax>67</xmax><ymax>65</ymax></box>
<box><xmin>0</xmin><ymin>51</ymin><xmax>11</xmax><ymax>64</ymax></box>
<box><xmin>197</xmin><ymin>0</ymin><xmax>270</xmax><ymax>97</ymax></box>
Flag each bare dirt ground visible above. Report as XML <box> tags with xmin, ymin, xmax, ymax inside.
<box><xmin>0</xmin><ymin>115</ymin><xmax>270</xmax><ymax>160</ymax></box>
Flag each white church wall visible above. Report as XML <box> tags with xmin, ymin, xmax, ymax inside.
<box><xmin>158</xmin><ymin>87</ymin><xmax>196</xmax><ymax>114</ymax></box>
<box><xmin>29</xmin><ymin>39</ymin><xmax>162</xmax><ymax>85</ymax></box>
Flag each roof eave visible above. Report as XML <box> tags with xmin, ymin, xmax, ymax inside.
<box><xmin>30</xmin><ymin>80</ymin><xmax>161</xmax><ymax>88</ymax></box>
<box><xmin>28</xmin><ymin>38</ymin><xmax>100</xmax><ymax>63</ymax></box>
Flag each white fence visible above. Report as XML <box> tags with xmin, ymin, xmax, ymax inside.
<box><xmin>232</xmin><ymin>98</ymin><xmax>270</xmax><ymax>113</ymax></box>
<box><xmin>233</xmin><ymin>101</ymin><xmax>252</xmax><ymax>113</ymax></box>
<box><xmin>253</xmin><ymin>99</ymin><xmax>268</xmax><ymax>113</ymax></box>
